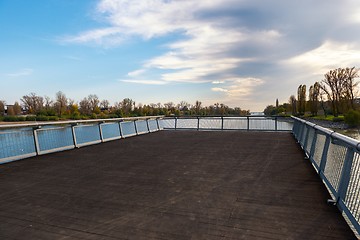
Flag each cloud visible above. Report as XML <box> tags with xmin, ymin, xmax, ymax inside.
<box><xmin>64</xmin><ymin>55</ymin><xmax>82</xmax><ymax>61</ymax></box>
<box><xmin>211</xmin><ymin>87</ymin><xmax>228</xmax><ymax>93</ymax></box>
<box><xmin>127</xmin><ymin>69</ymin><xmax>146</xmax><ymax>77</ymax></box>
<box><xmin>212</xmin><ymin>78</ymin><xmax>264</xmax><ymax>97</ymax></box>
<box><xmin>61</xmin><ymin>0</ymin><xmax>360</xmax><ymax>110</ymax></box>
<box><xmin>6</xmin><ymin>68</ymin><xmax>33</xmax><ymax>77</ymax></box>
<box><xmin>120</xmin><ymin>79</ymin><xmax>167</xmax><ymax>85</ymax></box>
<box><xmin>286</xmin><ymin>41</ymin><xmax>360</xmax><ymax>75</ymax></box>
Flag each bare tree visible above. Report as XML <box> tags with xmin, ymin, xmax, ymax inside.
<box><xmin>44</xmin><ymin>96</ymin><xmax>53</xmax><ymax>110</ymax></box>
<box><xmin>79</xmin><ymin>97</ymin><xmax>92</xmax><ymax>115</ymax></box>
<box><xmin>320</xmin><ymin>67</ymin><xmax>359</xmax><ymax>116</ymax></box>
<box><xmin>343</xmin><ymin>67</ymin><xmax>359</xmax><ymax>110</ymax></box>
<box><xmin>100</xmin><ymin>99</ymin><xmax>110</xmax><ymax>109</ymax></box>
<box><xmin>21</xmin><ymin>93</ymin><xmax>44</xmax><ymax>114</ymax></box>
<box><xmin>88</xmin><ymin>94</ymin><xmax>100</xmax><ymax>113</ymax></box>
<box><xmin>55</xmin><ymin>91</ymin><xmax>68</xmax><ymax>116</ymax></box>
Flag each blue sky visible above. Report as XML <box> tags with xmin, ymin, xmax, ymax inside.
<box><xmin>1</xmin><ymin>0</ymin><xmax>360</xmax><ymax>111</ymax></box>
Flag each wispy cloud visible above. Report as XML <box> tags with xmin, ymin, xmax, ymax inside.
<box><xmin>6</xmin><ymin>68</ymin><xmax>33</xmax><ymax>77</ymax></box>
<box><xmin>127</xmin><ymin>69</ymin><xmax>146</xmax><ymax>77</ymax></box>
<box><xmin>64</xmin><ymin>55</ymin><xmax>82</xmax><ymax>61</ymax></box>
<box><xmin>121</xmin><ymin>79</ymin><xmax>167</xmax><ymax>85</ymax></box>
<box><xmin>212</xmin><ymin>78</ymin><xmax>264</xmax><ymax>97</ymax></box>
<box><xmin>286</xmin><ymin>41</ymin><xmax>360</xmax><ymax>75</ymax></box>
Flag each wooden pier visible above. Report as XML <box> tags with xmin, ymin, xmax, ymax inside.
<box><xmin>0</xmin><ymin>131</ymin><xmax>356</xmax><ymax>239</ymax></box>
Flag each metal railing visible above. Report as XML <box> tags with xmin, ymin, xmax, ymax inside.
<box><xmin>161</xmin><ymin>116</ymin><xmax>293</xmax><ymax>131</ymax></box>
<box><xmin>292</xmin><ymin>116</ymin><xmax>360</xmax><ymax>235</ymax></box>
<box><xmin>0</xmin><ymin>116</ymin><xmax>163</xmax><ymax>164</ymax></box>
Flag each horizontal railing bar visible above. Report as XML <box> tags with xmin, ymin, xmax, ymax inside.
<box><xmin>0</xmin><ymin>115</ymin><xmax>164</xmax><ymax>129</ymax></box>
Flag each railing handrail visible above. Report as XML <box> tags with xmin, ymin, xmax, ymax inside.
<box><xmin>163</xmin><ymin>115</ymin><xmax>289</xmax><ymax>118</ymax></box>
<box><xmin>0</xmin><ymin>115</ymin><xmax>164</xmax><ymax>129</ymax></box>
<box><xmin>292</xmin><ymin>115</ymin><xmax>360</xmax><ymax>236</ymax></box>
<box><xmin>161</xmin><ymin>116</ymin><xmax>293</xmax><ymax>131</ymax></box>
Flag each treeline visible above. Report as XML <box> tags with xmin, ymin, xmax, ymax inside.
<box><xmin>264</xmin><ymin>67</ymin><xmax>360</xmax><ymax>120</ymax></box>
<box><xmin>0</xmin><ymin>92</ymin><xmax>249</xmax><ymax>121</ymax></box>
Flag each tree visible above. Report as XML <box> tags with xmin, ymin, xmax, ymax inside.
<box><xmin>193</xmin><ymin>100</ymin><xmax>202</xmax><ymax>115</ymax></box>
<box><xmin>79</xmin><ymin>97</ymin><xmax>91</xmax><ymax>115</ymax></box>
<box><xmin>100</xmin><ymin>100</ymin><xmax>110</xmax><ymax>109</ymax></box>
<box><xmin>88</xmin><ymin>94</ymin><xmax>100</xmax><ymax>113</ymax></box>
<box><xmin>289</xmin><ymin>95</ymin><xmax>297</xmax><ymax>115</ymax></box>
<box><xmin>13</xmin><ymin>101</ymin><xmax>22</xmax><ymax>115</ymax></box>
<box><xmin>54</xmin><ymin>91</ymin><xmax>67</xmax><ymax>116</ymax></box>
<box><xmin>343</xmin><ymin>67</ymin><xmax>359</xmax><ymax>110</ymax></box>
<box><xmin>120</xmin><ymin>98</ymin><xmax>134</xmax><ymax>116</ymax></box>
<box><xmin>320</xmin><ymin>67</ymin><xmax>359</xmax><ymax>116</ymax></box>
<box><xmin>297</xmin><ymin>85</ymin><xmax>306</xmax><ymax>115</ymax></box>
<box><xmin>21</xmin><ymin>93</ymin><xmax>44</xmax><ymax>114</ymax></box>
<box><xmin>264</xmin><ymin>105</ymin><xmax>277</xmax><ymax>116</ymax></box>
<box><xmin>308</xmin><ymin>82</ymin><xmax>320</xmax><ymax>116</ymax></box>
<box><xmin>7</xmin><ymin>106</ymin><xmax>15</xmax><ymax>116</ymax></box>
<box><xmin>0</xmin><ymin>100</ymin><xmax>5</xmax><ymax>116</ymax></box>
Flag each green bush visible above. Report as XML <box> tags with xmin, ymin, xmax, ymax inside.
<box><xmin>26</xmin><ymin>116</ymin><xmax>37</xmax><ymax>121</ymax></box>
<box><xmin>345</xmin><ymin>110</ymin><xmax>360</xmax><ymax>127</ymax></box>
<box><xmin>35</xmin><ymin>115</ymin><xmax>49</xmax><ymax>121</ymax></box>
<box><xmin>48</xmin><ymin>116</ymin><xmax>59</xmax><ymax>121</ymax></box>
<box><xmin>3</xmin><ymin>116</ymin><xmax>26</xmax><ymax>122</ymax></box>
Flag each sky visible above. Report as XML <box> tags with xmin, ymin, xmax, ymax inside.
<box><xmin>1</xmin><ymin>0</ymin><xmax>360</xmax><ymax>111</ymax></box>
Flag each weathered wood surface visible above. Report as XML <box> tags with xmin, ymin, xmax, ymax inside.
<box><xmin>0</xmin><ymin>131</ymin><xmax>356</xmax><ymax>239</ymax></box>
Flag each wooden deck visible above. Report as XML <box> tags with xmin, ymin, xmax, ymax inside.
<box><xmin>0</xmin><ymin>131</ymin><xmax>356</xmax><ymax>239</ymax></box>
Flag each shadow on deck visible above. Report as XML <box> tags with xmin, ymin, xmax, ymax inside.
<box><xmin>0</xmin><ymin>131</ymin><xmax>356</xmax><ymax>239</ymax></box>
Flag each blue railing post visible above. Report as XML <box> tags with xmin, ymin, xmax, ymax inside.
<box><xmin>146</xmin><ymin>118</ymin><xmax>150</xmax><ymax>132</ymax></box>
<box><xmin>119</xmin><ymin>120</ymin><xmax>124</xmax><ymax>138</ymax></box>
<box><xmin>197</xmin><ymin>117</ymin><xmax>200</xmax><ymax>131</ymax></box>
<box><xmin>275</xmin><ymin>117</ymin><xmax>278</xmax><ymax>131</ymax></box>
<box><xmin>156</xmin><ymin>118</ymin><xmax>160</xmax><ymax>131</ymax></box>
<box><xmin>71</xmin><ymin>123</ymin><xmax>78</xmax><ymax>148</ymax></box>
<box><xmin>247</xmin><ymin>116</ymin><xmax>250</xmax><ymax>131</ymax></box>
<box><xmin>99</xmin><ymin>122</ymin><xmax>104</xmax><ymax>142</ymax></box>
<box><xmin>32</xmin><ymin>126</ymin><xmax>41</xmax><ymax>155</ymax></box>
<box><xmin>134</xmin><ymin>120</ymin><xmax>138</xmax><ymax>135</ymax></box>
<box><xmin>303</xmin><ymin>125</ymin><xmax>310</xmax><ymax>156</ymax></box>
<box><xmin>175</xmin><ymin>117</ymin><xmax>178</xmax><ymax>130</ymax></box>
<box><xmin>318</xmin><ymin>134</ymin><xmax>331</xmax><ymax>176</ymax></box>
<box><xmin>221</xmin><ymin>117</ymin><xmax>224</xmax><ymax>130</ymax></box>
<box><xmin>309</xmin><ymin>129</ymin><xmax>318</xmax><ymax>162</ymax></box>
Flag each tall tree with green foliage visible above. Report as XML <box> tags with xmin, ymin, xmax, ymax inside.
<box><xmin>289</xmin><ymin>95</ymin><xmax>296</xmax><ymax>115</ymax></box>
<box><xmin>297</xmin><ymin>85</ymin><xmax>306</xmax><ymax>115</ymax></box>
<box><xmin>308</xmin><ymin>82</ymin><xmax>320</xmax><ymax>115</ymax></box>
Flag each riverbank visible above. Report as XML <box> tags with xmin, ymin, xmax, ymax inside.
<box><xmin>303</xmin><ymin>117</ymin><xmax>349</xmax><ymax>130</ymax></box>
